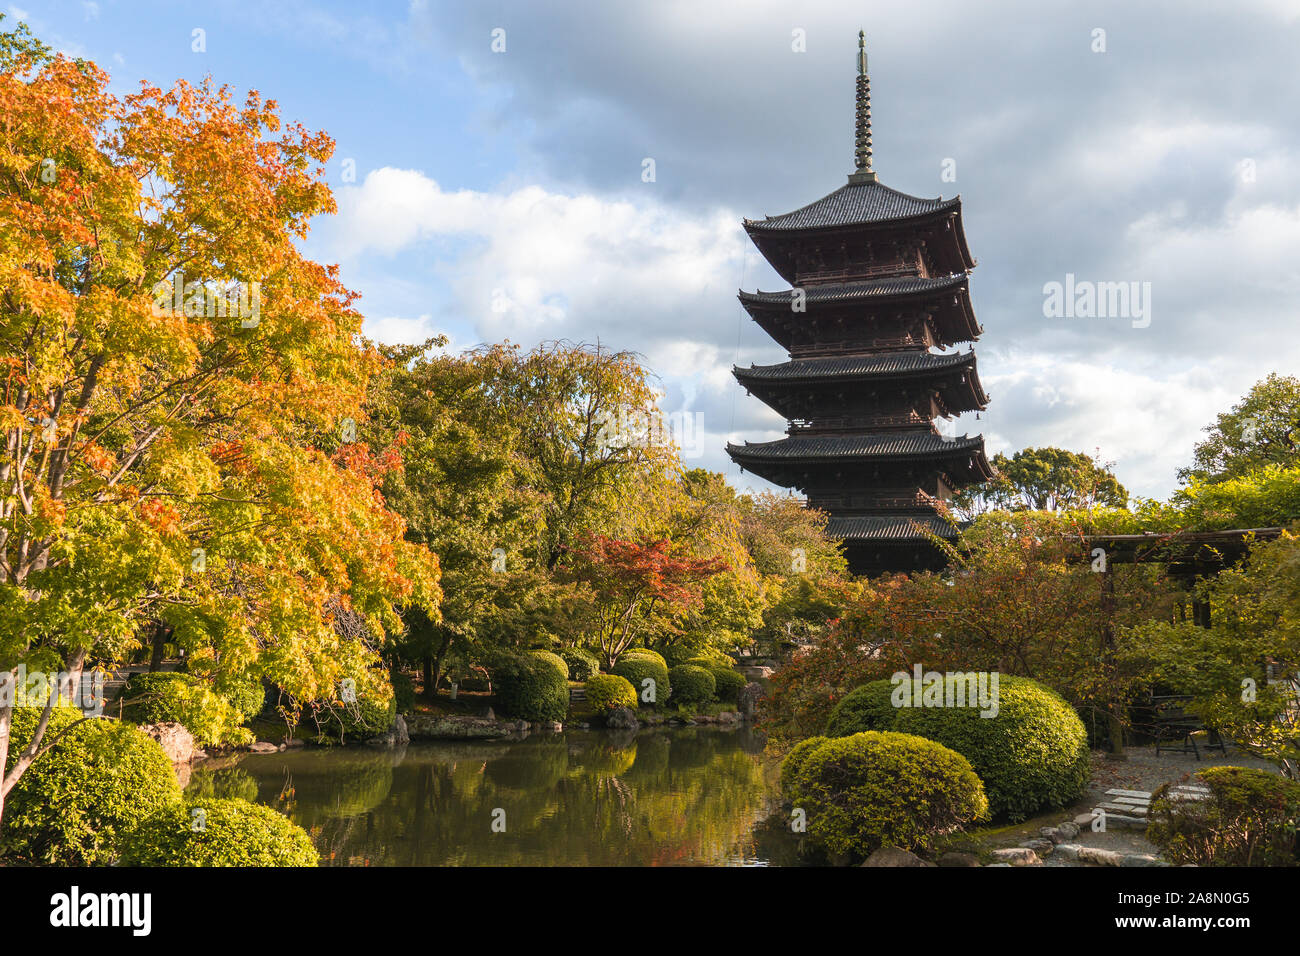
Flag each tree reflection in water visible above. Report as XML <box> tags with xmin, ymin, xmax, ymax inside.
<box><xmin>189</xmin><ymin>727</ymin><xmax>794</xmax><ymax>865</ymax></box>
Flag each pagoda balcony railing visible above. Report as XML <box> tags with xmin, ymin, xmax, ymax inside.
<box><xmin>810</xmin><ymin>491</ymin><xmax>942</xmax><ymax>511</ymax></box>
<box><xmin>797</xmin><ymin>262</ymin><xmax>921</xmax><ymax>285</ymax></box>
<box><xmin>787</xmin><ymin>412</ymin><xmax>927</xmax><ymax>433</ymax></box>
<box><xmin>789</xmin><ymin>336</ymin><xmax>927</xmax><ymax>356</ymax></box>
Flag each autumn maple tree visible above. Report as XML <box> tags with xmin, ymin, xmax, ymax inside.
<box><xmin>0</xmin><ymin>25</ymin><xmax>440</xmax><ymax>824</ymax></box>
<box><xmin>561</xmin><ymin>533</ymin><xmax>725</xmax><ymax>668</ymax></box>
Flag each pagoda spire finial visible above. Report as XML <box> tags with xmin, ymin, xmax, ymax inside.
<box><xmin>849</xmin><ymin>29</ymin><xmax>877</xmax><ymax>184</ymax></box>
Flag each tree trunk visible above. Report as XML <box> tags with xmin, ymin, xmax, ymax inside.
<box><xmin>430</xmin><ymin>634</ymin><xmax>453</xmax><ymax>696</ymax></box>
<box><xmin>149</xmin><ymin>624</ymin><xmax>169</xmax><ymax>672</ymax></box>
<box><xmin>0</xmin><ymin>670</ymin><xmax>13</xmax><ymax>835</ymax></box>
<box><xmin>421</xmin><ymin>656</ymin><xmax>434</xmax><ymax>698</ymax></box>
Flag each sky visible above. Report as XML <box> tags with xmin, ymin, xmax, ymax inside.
<box><xmin>13</xmin><ymin>0</ymin><xmax>1300</xmax><ymax>501</ymax></box>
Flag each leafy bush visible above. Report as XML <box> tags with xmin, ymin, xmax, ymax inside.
<box><xmin>779</xmin><ymin>735</ymin><xmax>829</xmax><ymax>798</ymax></box>
<box><xmin>560</xmin><ymin>647</ymin><xmax>601</xmax><ymax>682</ymax></box>
<box><xmin>668</xmin><ymin>664</ymin><xmax>716</xmax><ymax>705</ymax></box>
<box><xmin>307</xmin><ymin>672</ymin><xmax>397</xmax><ymax>743</ymax></box>
<box><xmin>827</xmin><ymin>674</ymin><xmax>1090</xmax><ymax>821</ymax></box>
<box><xmin>621</xmin><ymin>648</ymin><xmax>668</xmax><ymax>669</ymax></box>
<box><xmin>120</xmin><ymin>798</ymin><xmax>318</xmax><ymax>866</ymax></box>
<box><xmin>1149</xmin><ymin>767</ymin><xmax>1300</xmax><ymax>866</ymax></box>
<box><xmin>217</xmin><ymin>675</ymin><xmax>266</xmax><ymax>721</ymax></box>
<box><xmin>612</xmin><ymin>655</ymin><xmax>670</xmax><ymax>707</ymax></box>
<box><xmin>391</xmin><ymin>671</ymin><xmax>416</xmax><ymax>715</ymax></box>
<box><xmin>585</xmin><ymin>674</ymin><xmax>638</xmax><ymax>712</ymax></box>
<box><xmin>123</xmin><ymin>672</ymin><xmax>253</xmax><ymax>747</ymax></box>
<box><xmin>708</xmin><ymin>666</ymin><xmax>747</xmax><ymax>703</ymax></box>
<box><xmin>825</xmin><ymin>679</ymin><xmax>897</xmax><ymax>737</ymax></box>
<box><xmin>491</xmin><ymin>652</ymin><xmax>569</xmax><ymax>722</ymax></box>
<box><xmin>1</xmin><ymin>707</ymin><xmax>181</xmax><ymax>864</ymax></box>
<box><xmin>785</xmin><ymin>731</ymin><xmax>988</xmax><ymax>858</ymax></box>
<box><xmin>530</xmin><ymin>650</ymin><xmax>570</xmax><ymax>680</ymax></box>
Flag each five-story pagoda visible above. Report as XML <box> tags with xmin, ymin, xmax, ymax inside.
<box><xmin>727</xmin><ymin>32</ymin><xmax>993</xmax><ymax>575</ymax></box>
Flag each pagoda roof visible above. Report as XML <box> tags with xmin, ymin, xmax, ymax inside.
<box><xmin>744</xmin><ymin>179</ymin><xmax>960</xmax><ymax>233</ymax></box>
<box><xmin>825</xmin><ymin>514</ymin><xmax>959</xmax><ymax>541</ymax></box>
<box><xmin>739</xmin><ymin>273</ymin><xmax>968</xmax><ymax>308</ymax></box>
<box><xmin>727</xmin><ymin>432</ymin><xmax>985</xmax><ymax>461</ymax></box>
<box><xmin>734</xmin><ymin>349</ymin><xmax>976</xmax><ymax>382</ymax></box>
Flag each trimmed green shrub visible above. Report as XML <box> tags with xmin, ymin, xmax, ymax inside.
<box><xmin>827</xmin><ymin>674</ymin><xmax>1090</xmax><ymax>821</ymax></box>
<box><xmin>391</xmin><ymin>671</ymin><xmax>416</xmax><ymax>715</ymax></box>
<box><xmin>585</xmin><ymin>674</ymin><xmax>638</xmax><ymax>712</ymax></box>
<box><xmin>1149</xmin><ymin>767</ymin><xmax>1300</xmax><ymax>866</ymax></box>
<box><xmin>530</xmin><ymin>650</ymin><xmax>570</xmax><ymax>680</ymax></box>
<box><xmin>825</xmin><ymin>680</ymin><xmax>897</xmax><ymax>737</ymax></box>
<box><xmin>621</xmin><ymin>647</ymin><xmax>668</xmax><ymax>669</ymax></box>
<box><xmin>491</xmin><ymin>652</ymin><xmax>569</xmax><ymax>722</ymax></box>
<box><xmin>120</xmin><ymin>798</ymin><xmax>318</xmax><ymax>866</ymax></box>
<box><xmin>560</xmin><ymin>647</ymin><xmax>601</xmax><ymax>682</ymax></box>
<box><xmin>1</xmin><ymin>707</ymin><xmax>181</xmax><ymax>864</ymax></box>
<box><xmin>787</xmin><ymin>731</ymin><xmax>988</xmax><ymax>858</ymax></box>
<box><xmin>779</xmin><ymin>735</ymin><xmax>829</xmax><ymax>799</ymax></box>
<box><xmin>668</xmin><ymin>665</ymin><xmax>716</xmax><ymax>705</ymax></box>
<box><xmin>123</xmin><ymin>672</ymin><xmax>252</xmax><ymax>747</ymax></box>
<box><xmin>612</xmin><ymin>655</ymin><xmax>670</xmax><ymax>707</ymax></box>
<box><xmin>708</xmin><ymin>667</ymin><xmax>746</xmax><ymax>703</ymax></box>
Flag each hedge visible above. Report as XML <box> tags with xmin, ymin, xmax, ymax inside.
<box><xmin>560</xmin><ymin>647</ymin><xmax>601</xmax><ymax>682</ymax></box>
<box><xmin>120</xmin><ymin>798</ymin><xmax>319</xmax><ymax>867</ymax></box>
<box><xmin>667</xmin><ymin>665</ymin><xmax>716</xmax><ymax>705</ymax></box>
<box><xmin>825</xmin><ymin>674</ymin><xmax>1090</xmax><ymax>821</ymax></box>
<box><xmin>491</xmin><ymin>652</ymin><xmax>570</xmax><ymax>722</ymax></box>
<box><xmin>785</xmin><ymin>731</ymin><xmax>988</xmax><ymax>858</ymax></box>
<box><xmin>1</xmin><ymin>707</ymin><xmax>181</xmax><ymax>864</ymax></box>
<box><xmin>708</xmin><ymin>667</ymin><xmax>746</xmax><ymax>703</ymax></box>
<box><xmin>585</xmin><ymin>674</ymin><xmax>638</xmax><ymax>712</ymax></box>
<box><xmin>611</xmin><ymin>656</ymin><xmax>670</xmax><ymax>707</ymax></box>
<box><xmin>530</xmin><ymin>650</ymin><xmax>570</xmax><ymax>681</ymax></box>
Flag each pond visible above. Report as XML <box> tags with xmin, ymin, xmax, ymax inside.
<box><xmin>186</xmin><ymin>727</ymin><xmax>804</xmax><ymax>866</ymax></box>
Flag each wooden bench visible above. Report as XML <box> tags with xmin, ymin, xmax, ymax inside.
<box><xmin>1146</xmin><ymin>694</ymin><xmax>1227</xmax><ymax>760</ymax></box>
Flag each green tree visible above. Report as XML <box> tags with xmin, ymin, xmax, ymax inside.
<box><xmin>952</xmin><ymin>447</ymin><xmax>1128</xmax><ymax>517</ymax></box>
<box><xmin>1179</xmin><ymin>374</ymin><xmax>1300</xmax><ymax>484</ymax></box>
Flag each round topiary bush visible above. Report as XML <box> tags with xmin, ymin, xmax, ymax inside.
<box><xmin>667</xmin><ymin>664</ymin><xmax>716</xmax><ymax>705</ymax></box>
<box><xmin>787</xmin><ymin>731</ymin><xmax>988</xmax><ymax>858</ymax></box>
<box><xmin>825</xmin><ymin>679</ymin><xmax>897</xmax><ymax>737</ymax></box>
<box><xmin>779</xmin><ymin>735</ymin><xmax>830</xmax><ymax>799</ymax></box>
<box><xmin>612</xmin><ymin>655</ymin><xmax>670</xmax><ymax>707</ymax></box>
<box><xmin>1148</xmin><ymin>767</ymin><xmax>1300</xmax><ymax>866</ymax></box>
<box><xmin>621</xmin><ymin>647</ymin><xmax>668</xmax><ymax>669</ymax></box>
<box><xmin>530</xmin><ymin>649</ymin><xmax>570</xmax><ymax>680</ymax></box>
<box><xmin>839</xmin><ymin>674</ymin><xmax>1089</xmax><ymax>821</ymax></box>
<box><xmin>123</xmin><ymin>672</ymin><xmax>252</xmax><ymax>746</ymax></box>
<box><xmin>708</xmin><ymin>666</ymin><xmax>746</xmax><ymax>704</ymax></box>
<box><xmin>120</xmin><ymin>798</ymin><xmax>319</xmax><ymax>866</ymax></box>
<box><xmin>585</xmin><ymin>674</ymin><xmax>638</xmax><ymax>712</ymax></box>
<box><xmin>491</xmin><ymin>652</ymin><xmax>569</xmax><ymax>722</ymax></box>
<box><xmin>1</xmin><ymin>707</ymin><xmax>181</xmax><ymax>864</ymax></box>
<box><xmin>560</xmin><ymin>647</ymin><xmax>601</xmax><ymax>682</ymax></box>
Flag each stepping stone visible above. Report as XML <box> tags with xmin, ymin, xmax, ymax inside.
<box><xmin>990</xmin><ymin>847</ymin><xmax>1041</xmax><ymax>866</ymax></box>
<box><xmin>1077</xmin><ymin>847</ymin><xmax>1123</xmax><ymax>866</ymax></box>
<box><xmin>1053</xmin><ymin>843</ymin><xmax>1082</xmax><ymax>861</ymax></box>
<box><xmin>1120</xmin><ymin>854</ymin><xmax>1168</xmax><ymax>867</ymax></box>
<box><xmin>1105</xmin><ymin>788</ymin><xmax>1153</xmax><ymax>799</ymax></box>
<box><xmin>1096</xmin><ymin>802</ymin><xmax>1147</xmax><ymax>815</ymax></box>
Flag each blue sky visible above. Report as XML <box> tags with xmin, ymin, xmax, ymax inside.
<box><xmin>15</xmin><ymin>0</ymin><xmax>1300</xmax><ymax>501</ymax></box>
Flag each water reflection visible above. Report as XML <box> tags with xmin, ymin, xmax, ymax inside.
<box><xmin>189</xmin><ymin>727</ymin><xmax>791</xmax><ymax>866</ymax></box>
